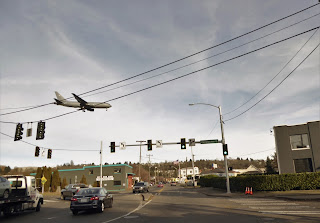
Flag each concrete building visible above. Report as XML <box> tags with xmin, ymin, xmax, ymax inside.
<box><xmin>58</xmin><ymin>164</ymin><xmax>134</xmax><ymax>191</ymax></box>
<box><xmin>179</xmin><ymin>167</ymin><xmax>199</xmax><ymax>178</ymax></box>
<box><xmin>274</xmin><ymin>121</ymin><xmax>320</xmax><ymax>174</ymax></box>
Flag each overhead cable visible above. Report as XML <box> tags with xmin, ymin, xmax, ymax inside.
<box><xmin>1</xmin><ymin>26</ymin><xmax>319</xmax><ymax>124</ymax></box>
<box><xmin>0</xmin><ymin>4</ymin><xmax>318</xmax><ymax>116</ymax></box>
<box><xmin>224</xmin><ymin>42</ymin><xmax>320</xmax><ymax>122</ymax></box>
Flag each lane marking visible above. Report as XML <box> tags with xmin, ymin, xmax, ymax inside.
<box><xmin>260</xmin><ymin>211</ymin><xmax>320</xmax><ymax>215</ymax></box>
<box><xmin>102</xmin><ymin>198</ymin><xmax>152</xmax><ymax>223</ymax></box>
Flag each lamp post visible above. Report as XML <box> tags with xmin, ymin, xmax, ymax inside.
<box><xmin>136</xmin><ymin>140</ymin><xmax>146</xmax><ymax>182</ymax></box>
<box><xmin>189</xmin><ymin>103</ymin><xmax>230</xmax><ymax>193</ymax></box>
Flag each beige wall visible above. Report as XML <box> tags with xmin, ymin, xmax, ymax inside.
<box><xmin>274</xmin><ymin>121</ymin><xmax>319</xmax><ymax>174</ymax></box>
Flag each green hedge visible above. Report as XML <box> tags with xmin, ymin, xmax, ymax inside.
<box><xmin>199</xmin><ymin>172</ymin><xmax>320</xmax><ymax>191</ymax></box>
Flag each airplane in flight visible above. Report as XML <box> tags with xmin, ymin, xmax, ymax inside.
<box><xmin>54</xmin><ymin>92</ymin><xmax>112</xmax><ymax>112</ymax></box>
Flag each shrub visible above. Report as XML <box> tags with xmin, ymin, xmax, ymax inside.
<box><xmin>199</xmin><ymin>172</ymin><xmax>320</xmax><ymax>191</ymax></box>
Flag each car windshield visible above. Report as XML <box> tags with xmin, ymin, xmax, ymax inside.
<box><xmin>77</xmin><ymin>188</ymin><xmax>101</xmax><ymax>195</ymax></box>
<box><xmin>135</xmin><ymin>182</ymin><xmax>144</xmax><ymax>186</ymax></box>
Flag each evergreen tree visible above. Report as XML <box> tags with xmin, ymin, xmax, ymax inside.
<box><xmin>266</xmin><ymin>156</ymin><xmax>275</xmax><ymax>174</ymax></box>
<box><xmin>80</xmin><ymin>175</ymin><xmax>87</xmax><ymax>184</ymax></box>
<box><xmin>51</xmin><ymin>170</ymin><xmax>60</xmax><ymax>192</ymax></box>
<box><xmin>4</xmin><ymin>166</ymin><xmax>11</xmax><ymax>174</ymax></box>
<box><xmin>61</xmin><ymin>177</ymin><xmax>67</xmax><ymax>189</ymax></box>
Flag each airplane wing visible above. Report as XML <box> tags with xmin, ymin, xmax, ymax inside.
<box><xmin>72</xmin><ymin>93</ymin><xmax>87</xmax><ymax>105</ymax></box>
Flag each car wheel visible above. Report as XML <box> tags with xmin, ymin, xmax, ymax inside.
<box><xmin>98</xmin><ymin>202</ymin><xmax>105</xmax><ymax>213</ymax></box>
<box><xmin>72</xmin><ymin>210</ymin><xmax>78</xmax><ymax>215</ymax></box>
<box><xmin>3</xmin><ymin>190</ymin><xmax>9</xmax><ymax>199</ymax></box>
<box><xmin>35</xmin><ymin>201</ymin><xmax>41</xmax><ymax>212</ymax></box>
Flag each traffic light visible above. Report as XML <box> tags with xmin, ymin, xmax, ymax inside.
<box><xmin>110</xmin><ymin>142</ymin><xmax>115</xmax><ymax>153</ymax></box>
<box><xmin>14</xmin><ymin>123</ymin><xmax>24</xmax><ymax>141</ymax></box>
<box><xmin>36</xmin><ymin>121</ymin><xmax>46</xmax><ymax>140</ymax></box>
<box><xmin>47</xmin><ymin>149</ymin><xmax>52</xmax><ymax>159</ymax></box>
<box><xmin>35</xmin><ymin>146</ymin><xmax>40</xmax><ymax>157</ymax></box>
<box><xmin>181</xmin><ymin>138</ymin><xmax>186</xmax><ymax>149</ymax></box>
<box><xmin>223</xmin><ymin>144</ymin><xmax>228</xmax><ymax>155</ymax></box>
<box><xmin>147</xmin><ymin>140</ymin><xmax>152</xmax><ymax>151</ymax></box>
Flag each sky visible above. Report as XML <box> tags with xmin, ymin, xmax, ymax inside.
<box><xmin>0</xmin><ymin>0</ymin><xmax>319</xmax><ymax>168</ymax></box>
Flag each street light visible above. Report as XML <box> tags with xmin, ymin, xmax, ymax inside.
<box><xmin>189</xmin><ymin>103</ymin><xmax>231</xmax><ymax>193</ymax></box>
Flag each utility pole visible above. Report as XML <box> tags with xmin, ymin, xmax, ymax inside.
<box><xmin>147</xmin><ymin>154</ymin><xmax>153</xmax><ymax>183</ymax></box>
<box><xmin>136</xmin><ymin>140</ymin><xmax>145</xmax><ymax>182</ymax></box>
<box><xmin>218</xmin><ymin>106</ymin><xmax>230</xmax><ymax>193</ymax></box>
<box><xmin>100</xmin><ymin>141</ymin><xmax>103</xmax><ymax>188</ymax></box>
<box><xmin>178</xmin><ymin>161</ymin><xmax>181</xmax><ymax>183</ymax></box>
<box><xmin>190</xmin><ymin>146</ymin><xmax>196</xmax><ymax>186</ymax></box>
<box><xmin>189</xmin><ymin>103</ymin><xmax>230</xmax><ymax>193</ymax></box>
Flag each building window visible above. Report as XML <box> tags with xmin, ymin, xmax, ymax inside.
<box><xmin>290</xmin><ymin>134</ymin><xmax>309</xmax><ymax>150</ymax></box>
<box><xmin>114</xmin><ymin>168</ymin><xmax>121</xmax><ymax>173</ymax></box>
<box><xmin>294</xmin><ymin>158</ymin><xmax>313</xmax><ymax>173</ymax></box>
<box><xmin>114</xmin><ymin>181</ymin><xmax>121</xmax><ymax>186</ymax></box>
<box><xmin>89</xmin><ymin>170</ymin><xmax>93</xmax><ymax>175</ymax></box>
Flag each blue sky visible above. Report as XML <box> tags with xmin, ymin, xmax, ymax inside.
<box><xmin>0</xmin><ymin>0</ymin><xmax>319</xmax><ymax>168</ymax></box>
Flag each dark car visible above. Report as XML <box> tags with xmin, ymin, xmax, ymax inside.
<box><xmin>61</xmin><ymin>184</ymin><xmax>88</xmax><ymax>200</ymax></box>
<box><xmin>133</xmin><ymin>182</ymin><xmax>149</xmax><ymax>193</ymax></box>
<box><xmin>70</xmin><ymin>187</ymin><xmax>113</xmax><ymax>215</ymax></box>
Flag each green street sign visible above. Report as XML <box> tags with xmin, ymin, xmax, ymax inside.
<box><xmin>200</xmin><ymin>139</ymin><xmax>219</xmax><ymax>144</ymax></box>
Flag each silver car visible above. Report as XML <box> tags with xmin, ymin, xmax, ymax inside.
<box><xmin>0</xmin><ymin>176</ymin><xmax>11</xmax><ymax>199</ymax></box>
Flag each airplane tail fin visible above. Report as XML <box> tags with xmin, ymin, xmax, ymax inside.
<box><xmin>55</xmin><ymin>91</ymin><xmax>66</xmax><ymax>101</ymax></box>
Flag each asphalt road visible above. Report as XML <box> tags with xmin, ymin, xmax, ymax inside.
<box><xmin>1</xmin><ymin>185</ymin><xmax>320</xmax><ymax>223</ymax></box>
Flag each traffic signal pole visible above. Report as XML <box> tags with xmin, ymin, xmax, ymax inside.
<box><xmin>218</xmin><ymin>106</ymin><xmax>230</xmax><ymax>194</ymax></box>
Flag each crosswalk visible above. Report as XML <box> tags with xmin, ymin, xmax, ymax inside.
<box><xmin>229</xmin><ymin>198</ymin><xmax>320</xmax><ymax>216</ymax></box>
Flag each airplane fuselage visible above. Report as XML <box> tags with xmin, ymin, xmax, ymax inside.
<box><xmin>54</xmin><ymin>91</ymin><xmax>111</xmax><ymax>111</ymax></box>
<box><xmin>58</xmin><ymin>101</ymin><xmax>111</xmax><ymax>109</ymax></box>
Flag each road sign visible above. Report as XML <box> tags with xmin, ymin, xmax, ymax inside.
<box><xmin>96</xmin><ymin>176</ymin><xmax>114</xmax><ymax>181</ymax></box>
<box><xmin>189</xmin><ymin>138</ymin><xmax>195</xmax><ymax>146</ymax></box>
<box><xmin>41</xmin><ymin>176</ymin><xmax>47</xmax><ymax>185</ymax></box>
<box><xmin>200</xmin><ymin>139</ymin><xmax>220</xmax><ymax>144</ymax></box>
<box><xmin>120</xmin><ymin>142</ymin><xmax>126</xmax><ymax>150</ymax></box>
<box><xmin>156</xmin><ymin>140</ymin><xmax>163</xmax><ymax>148</ymax></box>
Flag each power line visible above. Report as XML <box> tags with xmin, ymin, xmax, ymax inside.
<box><xmin>0</xmin><ymin>131</ymin><xmax>100</xmax><ymax>151</ymax></box>
<box><xmin>1</xmin><ymin>26</ymin><xmax>318</xmax><ymax>124</ymax></box>
<box><xmin>225</xmin><ymin>42</ymin><xmax>320</xmax><ymax>122</ymax></box>
<box><xmin>0</xmin><ymin>4</ymin><xmax>318</xmax><ymax>116</ymax></box>
<box><xmin>84</xmin><ymin>12</ymin><xmax>320</xmax><ymax>98</ymax></box>
<box><xmin>224</xmin><ymin>27</ymin><xmax>319</xmax><ymax>115</ymax></box>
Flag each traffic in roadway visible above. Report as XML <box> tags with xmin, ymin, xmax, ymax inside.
<box><xmin>1</xmin><ymin>184</ymin><xmax>320</xmax><ymax>223</ymax></box>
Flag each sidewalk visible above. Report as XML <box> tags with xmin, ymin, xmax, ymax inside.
<box><xmin>194</xmin><ymin>187</ymin><xmax>320</xmax><ymax>201</ymax></box>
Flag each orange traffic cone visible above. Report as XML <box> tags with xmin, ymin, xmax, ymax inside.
<box><xmin>245</xmin><ymin>187</ymin><xmax>248</xmax><ymax>195</ymax></box>
<box><xmin>249</xmin><ymin>187</ymin><xmax>253</xmax><ymax>195</ymax></box>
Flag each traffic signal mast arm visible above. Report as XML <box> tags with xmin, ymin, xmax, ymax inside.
<box><xmin>109</xmin><ymin>139</ymin><xmax>222</xmax><ymax>147</ymax></box>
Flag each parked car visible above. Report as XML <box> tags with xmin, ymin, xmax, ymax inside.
<box><xmin>0</xmin><ymin>176</ymin><xmax>11</xmax><ymax>199</ymax></box>
<box><xmin>133</xmin><ymin>182</ymin><xmax>149</xmax><ymax>193</ymax></box>
<box><xmin>157</xmin><ymin>183</ymin><xmax>164</xmax><ymax>188</ymax></box>
<box><xmin>170</xmin><ymin>181</ymin><xmax>177</xmax><ymax>186</ymax></box>
<box><xmin>70</xmin><ymin>187</ymin><xmax>113</xmax><ymax>215</ymax></box>
<box><xmin>61</xmin><ymin>183</ymin><xmax>88</xmax><ymax>200</ymax></box>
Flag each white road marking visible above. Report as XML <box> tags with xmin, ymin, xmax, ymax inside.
<box><xmin>260</xmin><ymin>211</ymin><xmax>320</xmax><ymax>215</ymax></box>
<box><xmin>102</xmin><ymin>199</ymin><xmax>153</xmax><ymax>223</ymax></box>
<box><xmin>43</xmin><ymin>200</ymin><xmax>59</xmax><ymax>203</ymax></box>
<box><xmin>229</xmin><ymin>198</ymin><xmax>320</xmax><ymax>216</ymax></box>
